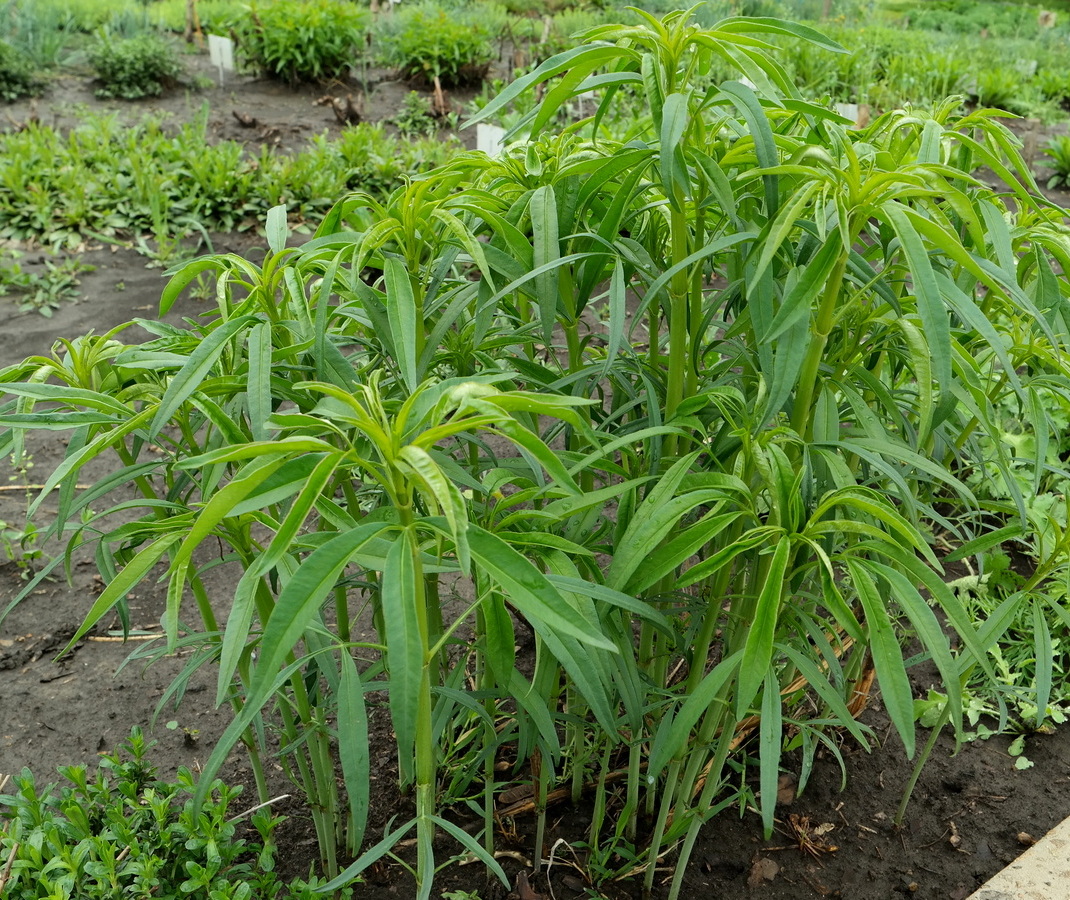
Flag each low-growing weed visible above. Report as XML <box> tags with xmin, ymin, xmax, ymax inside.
<box><xmin>0</xmin><ymin>728</ymin><xmax>340</xmax><ymax>899</ymax></box>
<box><xmin>87</xmin><ymin>31</ymin><xmax>184</xmax><ymax>99</ymax></box>
<box><xmin>392</xmin><ymin>90</ymin><xmax>442</xmax><ymax>138</ymax></box>
<box><xmin>0</xmin><ymin>253</ymin><xmax>94</xmax><ymax>317</ymax></box>
<box><xmin>0</xmin><ymin>113</ymin><xmax>462</xmax><ymax>248</ymax></box>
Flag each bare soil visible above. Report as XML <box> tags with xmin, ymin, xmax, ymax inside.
<box><xmin>1</xmin><ymin>49</ymin><xmax>1070</xmax><ymax>900</ymax></box>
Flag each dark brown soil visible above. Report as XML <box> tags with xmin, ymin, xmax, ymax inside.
<box><xmin>2</xmin><ymin>47</ymin><xmax>1070</xmax><ymax>900</ymax></box>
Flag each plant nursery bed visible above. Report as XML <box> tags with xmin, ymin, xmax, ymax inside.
<box><xmin>2</xmin><ymin>50</ymin><xmax>483</xmax><ymax>155</ymax></box>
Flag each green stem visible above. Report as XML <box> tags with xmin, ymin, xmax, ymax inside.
<box><xmin>532</xmin><ymin>748</ymin><xmax>550</xmax><ymax>874</ymax></box>
<box><xmin>643</xmin><ymin>757</ymin><xmax>683</xmax><ymax>894</ymax></box>
<box><xmin>790</xmin><ymin>246</ymin><xmax>851</xmax><ymax>439</ymax></box>
<box><xmin>895</xmin><ymin>704</ymin><xmax>949</xmax><ymax>827</ymax></box>
<box><xmin>666</xmin><ymin>715</ymin><xmax>737</xmax><ymax>900</ymax></box>
<box><xmin>187</xmin><ymin>574</ymin><xmax>219</xmax><ymax>636</ymax></box>
<box><xmin>664</xmin><ymin>206</ymin><xmax>691</xmax><ymax>457</ymax></box>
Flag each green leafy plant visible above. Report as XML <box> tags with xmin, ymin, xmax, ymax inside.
<box><xmin>0</xmin><ymin>253</ymin><xmax>95</xmax><ymax>317</ymax></box>
<box><xmin>234</xmin><ymin>0</ymin><xmax>369</xmax><ymax>84</ymax></box>
<box><xmin>3</xmin><ymin>8</ymin><xmax>1070</xmax><ymax>900</ymax></box>
<box><xmin>0</xmin><ymin>113</ymin><xmax>461</xmax><ymax>249</ymax></box>
<box><xmin>0</xmin><ymin>39</ymin><xmax>40</xmax><ymax>101</ymax></box>
<box><xmin>1042</xmin><ymin>134</ymin><xmax>1070</xmax><ymax>188</ymax></box>
<box><xmin>392</xmin><ymin>90</ymin><xmax>442</xmax><ymax>138</ymax></box>
<box><xmin>0</xmin><ymin>728</ymin><xmax>337</xmax><ymax>899</ymax></box>
<box><xmin>87</xmin><ymin>31</ymin><xmax>184</xmax><ymax>99</ymax></box>
<box><xmin>972</xmin><ymin>65</ymin><xmax>1028</xmax><ymax>113</ymax></box>
<box><xmin>381</xmin><ymin>3</ymin><xmax>495</xmax><ymax>88</ymax></box>
<box><xmin>0</xmin><ymin>0</ymin><xmax>74</xmax><ymax>70</ymax></box>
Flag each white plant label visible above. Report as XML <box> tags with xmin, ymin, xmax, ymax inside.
<box><xmin>477</xmin><ymin>123</ymin><xmax>507</xmax><ymax>158</ymax></box>
<box><xmin>208</xmin><ymin>34</ymin><xmax>235</xmax><ymax>84</ymax></box>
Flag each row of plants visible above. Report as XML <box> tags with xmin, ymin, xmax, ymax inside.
<box><xmin>4</xmin><ymin>8</ymin><xmax>1070</xmax><ymax>899</ymax></box>
<box><xmin>772</xmin><ymin>21</ymin><xmax>1070</xmax><ymax>120</ymax></box>
<box><xmin>0</xmin><ymin>111</ymin><xmax>459</xmax><ymax>250</ymax></box>
<box><xmin>5</xmin><ymin>0</ymin><xmax>1070</xmax><ymax>118</ymax></box>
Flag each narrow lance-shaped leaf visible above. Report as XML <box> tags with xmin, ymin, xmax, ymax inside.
<box><xmin>149</xmin><ymin>315</ymin><xmax>257</xmax><ymax>437</ymax></box>
<box><xmin>735</xmin><ymin>536</ymin><xmax>791</xmax><ymax>718</ymax></box>
<box><xmin>845</xmin><ymin>557</ymin><xmax>916</xmax><ymax>757</ymax></box>
<box><xmin>338</xmin><ymin>650</ymin><xmax>371</xmax><ymax>853</ymax></box>
<box><xmin>659</xmin><ymin>92</ymin><xmax>690</xmax><ymax>209</ymax></box>
<box><xmin>1032</xmin><ymin>601</ymin><xmax>1053</xmax><ymax>730</ymax></box>
<box><xmin>758</xmin><ymin>666</ymin><xmax>783</xmax><ymax>839</ymax></box>
<box><xmin>530</xmin><ymin>185</ymin><xmax>560</xmax><ymax>344</ymax></box>
<box><xmin>384</xmin><ymin>257</ymin><xmax>419</xmax><ymax>394</ymax></box>
<box><xmin>882</xmin><ymin>202</ymin><xmax>952</xmax><ymax>397</ymax></box>
<box><xmin>58</xmin><ymin>534</ymin><xmax>183</xmax><ymax>659</ymax></box>
<box><xmin>466</xmin><ymin>524</ymin><xmax>615</xmax><ymax>651</ymax></box>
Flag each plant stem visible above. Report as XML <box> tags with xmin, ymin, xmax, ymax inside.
<box><xmin>895</xmin><ymin>705</ymin><xmax>949</xmax><ymax>827</ymax></box>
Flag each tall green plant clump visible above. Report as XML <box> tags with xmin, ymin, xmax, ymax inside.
<box><xmin>380</xmin><ymin>2</ymin><xmax>496</xmax><ymax>87</ymax></box>
<box><xmin>3</xmin><ymin>7</ymin><xmax>1070</xmax><ymax>899</ymax></box>
<box><xmin>235</xmin><ymin>0</ymin><xmax>370</xmax><ymax>84</ymax></box>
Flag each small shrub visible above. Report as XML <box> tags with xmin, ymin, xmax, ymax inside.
<box><xmin>87</xmin><ymin>32</ymin><xmax>184</xmax><ymax>99</ymax></box>
<box><xmin>382</xmin><ymin>3</ymin><xmax>494</xmax><ymax>87</ymax></box>
<box><xmin>0</xmin><ymin>40</ymin><xmax>41</xmax><ymax>102</ymax></box>
<box><xmin>235</xmin><ymin>0</ymin><xmax>369</xmax><ymax>84</ymax></box>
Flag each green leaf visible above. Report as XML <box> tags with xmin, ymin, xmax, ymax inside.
<box><xmin>431</xmin><ymin>816</ymin><xmax>510</xmax><ymax>889</ymax></box>
<box><xmin>58</xmin><ymin>534</ymin><xmax>182</xmax><ymax>659</ymax></box>
<box><xmin>867</xmin><ymin>560</ymin><xmax>962</xmax><ymax>735</ymax></box>
<box><xmin>1032</xmin><ymin>602</ymin><xmax>1053</xmax><ymax>730</ymax></box>
<box><xmin>149</xmin><ymin>315</ymin><xmax>256</xmax><ymax>437</ymax></box>
<box><xmin>314</xmin><ymin>818</ymin><xmax>416</xmax><ymax>893</ymax></box>
<box><xmin>384</xmin><ymin>258</ymin><xmax>419</xmax><ymax>394</ymax></box>
<box><xmin>381</xmin><ymin>529</ymin><xmax>423</xmax><ymax>786</ymax></box>
<box><xmin>659</xmin><ymin>92</ymin><xmax>690</xmax><ymax>207</ymax></box>
<box><xmin>882</xmin><ymin>202</ymin><xmax>951</xmax><ymax>396</ymax></box>
<box><xmin>467</xmin><ymin>524</ymin><xmax>615</xmax><ymax>651</ymax></box>
<box><xmin>647</xmin><ymin>650</ymin><xmax>742</xmax><ymax>777</ymax></box>
<box><xmin>338</xmin><ymin>651</ymin><xmax>370</xmax><ymax>852</ymax></box>
<box><xmin>758</xmin><ymin>666</ymin><xmax>783</xmax><ymax>839</ymax></box>
<box><xmin>266</xmin><ymin>204</ymin><xmax>288</xmax><ymax>255</ymax></box>
<box><xmin>845</xmin><ymin>558</ymin><xmax>915</xmax><ymax>757</ymax></box>
<box><xmin>249</xmin><ymin>521</ymin><xmax>391</xmax><ymax>711</ymax></box>
<box><xmin>736</xmin><ymin>537</ymin><xmax>790</xmax><ymax>718</ymax></box>
<box><xmin>530</xmin><ymin>185</ymin><xmax>560</xmax><ymax>344</ymax></box>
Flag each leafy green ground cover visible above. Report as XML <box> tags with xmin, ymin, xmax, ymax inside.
<box><xmin>0</xmin><ymin>730</ymin><xmax>336</xmax><ymax>899</ymax></box>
